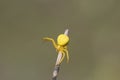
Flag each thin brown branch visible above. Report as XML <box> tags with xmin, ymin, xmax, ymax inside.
<box><xmin>52</xmin><ymin>29</ymin><xmax>69</xmax><ymax>80</ymax></box>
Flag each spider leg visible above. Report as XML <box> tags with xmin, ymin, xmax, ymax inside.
<box><xmin>43</xmin><ymin>37</ymin><xmax>57</xmax><ymax>48</ymax></box>
<box><xmin>58</xmin><ymin>51</ymin><xmax>65</xmax><ymax>64</ymax></box>
<box><xmin>63</xmin><ymin>49</ymin><xmax>69</xmax><ymax>63</ymax></box>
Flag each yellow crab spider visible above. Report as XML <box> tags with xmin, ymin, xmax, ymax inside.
<box><xmin>43</xmin><ymin>34</ymin><xmax>69</xmax><ymax>64</ymax></box>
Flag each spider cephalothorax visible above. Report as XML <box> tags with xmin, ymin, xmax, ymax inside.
<box><xmin>43</xmin><ymin>34</ymin><xmax>69</xmax><ymax>64</ymax></box>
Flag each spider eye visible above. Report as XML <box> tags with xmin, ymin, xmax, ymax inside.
<box><xmin>57</xmin><ymin>34</ymin><xmax>69</xmax><ymax>46</ymax></box>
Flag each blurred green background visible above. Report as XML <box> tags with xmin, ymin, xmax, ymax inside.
<box><xmin>0</xmin><ymin>0</ymin><xmax>120</xmax><ymax>80</ymax></box>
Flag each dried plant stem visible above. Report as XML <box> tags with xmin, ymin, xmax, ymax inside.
<box><xmin>52</xmin><ymin>29</ymin><xmax>69</xmax><ymax>80</ymax></box>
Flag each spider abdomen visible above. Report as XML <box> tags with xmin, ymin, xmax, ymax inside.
<box><xmin>57</xmin><ymin>34</ymin><xmax>69</xmax><ymax>46</ymax></box>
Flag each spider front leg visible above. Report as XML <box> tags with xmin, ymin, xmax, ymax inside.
<box><xmin>58</xmin><ymin>51</ymin><xmax>65</xmax><ymax>64</ymax></box>
<box><xmin>43</xmin><ymin>37</ymin><xmax>57</xmax><ymax>48</ymax></box>
<box><xmin>63</xmin><ymin>49</ymin><xmax>69</xmax><ymax>63</ymax></box>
